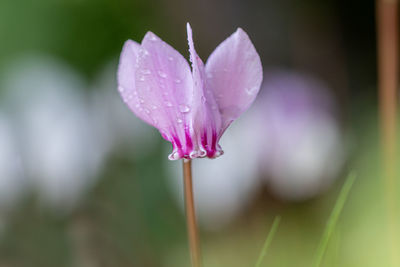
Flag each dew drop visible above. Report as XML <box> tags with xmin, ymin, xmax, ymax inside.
<box><xmin>118</xmin><ymin>86</ymin><xmax>125</xmax><ymax>93</ymax></box>
<box><xmin>158</xmin><ymin>71</ymin><xmax>167</xmax><ymax>78</ymax></box>
<box><xmin>178</xmin><ymin>104</ymin><xmax>190</xmax><ymax>113</ymax></box>
<box><xmin>150</xmin><ymin>33</ymin><xmax>158</xmax><ymax>41</ymax></box>
<box><xmin>144</xmin><ymin>108</ymin><xmax>150</xmax><ymax>114</ymax></box>
<box><xmin>176</xmin><ymin>118</ymin><xmax>183</xmax><ymax>124</ymax></box>
<box><xmin>246</xmin><ymin>86</ymin><xmax>258</xmax><ymax>95</ymax></box>
<box><xmin>168</xmin><ymin>56</ymin><xmax>174</xmax><ymax>61</ymax></box>
<box><xmin>141</xmin><ymin>69</ymin><xmax>151</xmax><ymax>75</ymax></box>
<box><xmin>165</xmin><ymin>101</ymin><xmax>173</xmax><ymax>107</ymax></box>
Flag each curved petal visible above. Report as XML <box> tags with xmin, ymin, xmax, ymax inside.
<box><xmin>187</xmin><ymin>23</ymin><xmax>223</xmax><ymax>158</ymax></box>
<box><xmin>134</xmin><ymin>31</ymin><xmax>195</xmax><ymax>159</ymax></box>
<box><xmin>117</xmin><ymin>40</ymin><xmax>155</xmax><ymax>126</ymax></box>
<box><xmin>205</xmin><ymin>28</ymin><xmax>263</xmax><ymax>136</ymax></box>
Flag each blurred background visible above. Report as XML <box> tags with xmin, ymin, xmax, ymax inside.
<box><xmin>0</xmin><ymin>0</ymin><xmax>396</xmax><ymax>266</ymax></box>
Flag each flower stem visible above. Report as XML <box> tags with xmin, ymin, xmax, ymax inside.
<box><xmin>182</xmin><ymin>159</ymin><xmax>202</xmax><ymax>267</ymax></box>
<box><xmin>376</xmin><ymin>0</ymin><xmax>400</xmax><ymax>265</ymax></box>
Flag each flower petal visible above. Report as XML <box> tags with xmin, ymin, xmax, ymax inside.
<box><xmin>205</xmin><ymin>28</ymin><xmax>263</xmax><ymax>135</ymax></box>
<box><xmin>117</xmin><ymin>40</ymin><xmax>155</xmax><ymax>126</ymax></box>
<box><xmin>187</xmin><ymin>23</ymin><xmax>223</xmax><ymax>158</ymax></box>
<box><xmin>135</xmin><ymin>31</ymin><xmax>195</xmax><ymax>159</ymax></box>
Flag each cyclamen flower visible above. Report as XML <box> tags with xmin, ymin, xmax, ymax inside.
<box><xmin>117</xmin><ymin>23</ymin><xmax>262</xmax><ymax>160</ymax></box>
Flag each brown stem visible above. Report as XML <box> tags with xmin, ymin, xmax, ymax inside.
<box><xmin>376</xmin><ymin>0</ymin><xmax>399</xmax><ymax>264</ymax></box>
<box><xmin>182</xmin><ymin>159</ymin><xmax>202</xmax><ymax>267</ymax></box>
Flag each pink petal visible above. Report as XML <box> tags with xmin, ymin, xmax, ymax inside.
<box><xmin>135</xmin><ymin>31</ymin><xmax>195</xmax><ymax>159</ymax></box>
<box><xmin>117</xmin><ymin>40</ymin><xmax>155</xmax><ymax>126</ymax></box>
<box><xmin>187</xmin><ymin>23</ymin><xmax>223</xmax><ymax>158</ymax></box>
<box><xmin>205</xmin><ymin>28</ymin><xmax>263</xmax><ymax>136</ymax></box>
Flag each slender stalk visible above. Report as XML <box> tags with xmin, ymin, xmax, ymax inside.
<box><xmin>376</xmin><ymin>0</ymin><xmax>399</xmax><ymax>265</ymax></box>
<box><xmin>182</xmin><ymin>159</ymin><xmax>202</xmax><ymax>267</ymax></box>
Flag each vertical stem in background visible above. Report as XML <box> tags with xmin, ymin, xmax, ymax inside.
<box><xmin>376</xmin><ymin>0</ymin><xmax>399</xmax><ymax>265</ymax></box>
<box><xmin>183</xmin><ymin>159</ymin><xmax>202</xmax><ymax>267</ymax></box>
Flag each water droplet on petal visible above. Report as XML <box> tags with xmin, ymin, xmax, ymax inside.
<box><xmin>151</xmin><ymin>105</ymin><xmax>158</xmax><ymax>110</ymax></box>
<box><xmin>246</xmin><ymin>86</ymin><xmax>258</xmax><ymax>95</ymax></box>
<box><xmin>175</xmin><ymin>79</ymin><xmax>181</xmax><ymax>84</ymax></box>
<box><xmin>150</xmin><ymin>34</ymin><xmax>158</xmax><ymax>41</ymax></box>
<box><xmin>176</xmin><ymin>118</ymin><xmax>183</xmax><ymax>124</ymax></box>
<box><xmin>158</xmin><ymin>71</ymin><xmax>167</xmax><ymax>78</ymax></box>
<box><xmin>144</xmin><ymin>108</ymin><xmax>150</xmax><ymax>114</ymax></box>
<box><xmin>179</xmin><ymin>104</ymin><xmax>190</xmax><ymax>113</ymax></box>
<box><xmin>165</xmin><ymin>101</ymin><xmax>173</xmax><ymax>107</ymax></box>
<box><xmin>118</xmin><ymin>86</ymin><xmax>125</xmax><ymax>93</ymax></box>
<box><xmin>141</xmin><ymin>69</ymin><xmax>151</xmax><ymax>75</ymax></box>
<box><xmin>168</xmin><ymin>56</ymin><xmax>174</xmax><ymax>61</ymax></box>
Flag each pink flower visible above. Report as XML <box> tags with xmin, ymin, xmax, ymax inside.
<box><xmin>117</xmin><ymin>23</ymin><xmax>262</xmax><ymax>160</ymax></box>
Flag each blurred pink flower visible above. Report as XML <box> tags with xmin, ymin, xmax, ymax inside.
<box><xmin>255</xmin><ymin>71</ymin><xmax>345</xmax><ymax>200</ymax></box>
<box><xmin>117</xmin><ymin>23</ymin><xmax>262</xmax><ymax>160</ymax></box>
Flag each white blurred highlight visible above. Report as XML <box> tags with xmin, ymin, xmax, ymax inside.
<box><xmin>2</xmin><ymin>56</ymin><xmax>106</xmax><ymax>211</ymax></box>
<box><xmin>0</xmin><ymin>113</ymin><xmax>25</xmax><ymax>209</ymax></box>
<box><xmin>0</xmin><ymin>56</ymin><xmax>160</xmax><ymax>213</ymax></box>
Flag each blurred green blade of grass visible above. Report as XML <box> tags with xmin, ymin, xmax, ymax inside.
<box><xmin>254</xmin><ymin>216</ymin><xmax>281</xmax><ymax>267</ymax></box>
<box><xmin>313</xmin><ymin>172</ymin><xmax>357</xmax><ymax>267</ymax></box>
